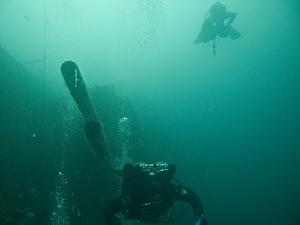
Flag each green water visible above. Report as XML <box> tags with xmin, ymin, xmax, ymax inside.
<box><xmin>0</xmin><ymin>1</ymin><xmax>299</xmax><ymax>225</ymax></box>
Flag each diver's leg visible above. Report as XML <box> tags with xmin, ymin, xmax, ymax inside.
<box><xmin>228</xmin><ymin>26</ymin><xmax>241</xmax><ymax>40</ymax></box>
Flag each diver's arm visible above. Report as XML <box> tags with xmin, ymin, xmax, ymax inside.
<box><xmin>171</xmin><ymin>185</ymin><xmax>208</xmax><ymax>225</ymax></box>
<box><xmin>104</xmin><ymin>197</ymin><xmax>123</xmax><ymax>225</ymax></box>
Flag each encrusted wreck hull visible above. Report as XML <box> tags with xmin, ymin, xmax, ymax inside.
<box><xmin>0</xmin><ymin>47</ymin><xmax>143</xmax><ymax>225</ymax></box>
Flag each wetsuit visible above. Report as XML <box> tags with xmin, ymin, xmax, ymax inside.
<box><xmin>104</xmin><ymin>163</ymin><xmax>208</xmax><ymax>225</ymax></box>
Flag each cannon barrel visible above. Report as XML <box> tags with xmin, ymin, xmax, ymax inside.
<box><xmin>61</xmin><ymin>61</ymin><xmax>112</xmax><ymax>163</ymax></box>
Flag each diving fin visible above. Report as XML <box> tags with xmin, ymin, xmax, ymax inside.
<box><xmin>228</xmin><ymin>26</ymin><xmax>241</xmax><ymax>40</ymax></box>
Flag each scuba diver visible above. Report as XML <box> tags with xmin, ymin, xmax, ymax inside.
<box><xmin>60</xmin><ymin>62</ymin><xmax>209</xmax><ymax>225</ymax></box>
<box><xmin>104</xmin><ymin>162</ymin><xmax>208</xmax><ymax>225</ymax></box>
<box><xmin>195</xmin><ymin>2</ymin><xmax>241</xmax><ymax>55</ymax></box>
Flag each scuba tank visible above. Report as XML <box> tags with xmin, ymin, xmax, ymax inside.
<box><xmin>123</xmin><ymin>162</ymin><xmax>176</xmax><ymax>223</ymax></box>
<box><xmin>134</xmin><ymin>162</ymin><xmax>176</xmax><ymax>183</ymax></box>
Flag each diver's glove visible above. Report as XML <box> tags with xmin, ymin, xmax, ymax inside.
<box><xmin>195</xmin><ymin>214</ymin><xmax>208</xmax><ymax>225</ymax></box>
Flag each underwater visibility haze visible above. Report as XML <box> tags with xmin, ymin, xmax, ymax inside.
<box><xmin>0</xmin><ymin>0</ymin><xmax>299</xmax><ymax>225</ymax></box>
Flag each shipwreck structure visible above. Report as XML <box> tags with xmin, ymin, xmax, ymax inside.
<box><xmin>0</xmin><ymin>47</ymin><xmax>143</xmax><ymax>225</ymax></box>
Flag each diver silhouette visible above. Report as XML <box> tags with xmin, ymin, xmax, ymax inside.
<box><xmin>195</xmin><ymin>2</ymin><xmax>241</xmax><ymax>55</ymax></box>
<box><xmin>104</xmin><ymin>162</ymin><xmax>208</xmax><ymax>225</ymax></box>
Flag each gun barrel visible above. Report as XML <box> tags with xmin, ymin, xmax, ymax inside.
<box><xmin>61</xmin><ymin>61</ymin><xmax>112</xmax><ymax>163</ymax></box>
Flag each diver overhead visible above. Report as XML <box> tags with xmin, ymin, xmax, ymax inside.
<box><xmin>195</xmin><ymin>2</ymin><xmax>241</xmax><ymax>55</ymax></box>
<box><xmin>104</xmin><ymin>162</ymin><xmax>208</xmax><ymax>225</ymax></box>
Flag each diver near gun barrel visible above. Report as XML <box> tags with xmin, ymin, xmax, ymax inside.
<box><xmin>61</xmin><ymin>61</ymin><xmax>209</xmax><ymax>225</ymax></box>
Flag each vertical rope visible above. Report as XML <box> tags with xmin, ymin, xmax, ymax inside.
<box><xmin>43</xmin><ymin>0</ymin><xmax>48</xmax><ymax>97</ymax></box>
